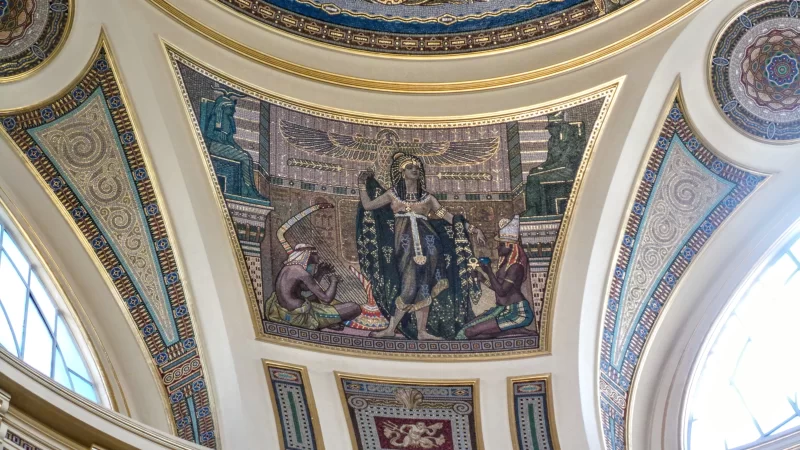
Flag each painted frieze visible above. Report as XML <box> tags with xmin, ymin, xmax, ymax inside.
<box><xmin>207</xmin><ymin>0</ymin><xmax>635</xmax><ymax>55</ymax></box>
<box><xmin>598</xmin><ymin>86</ymin><xmax>765</xmax><ymax>450</ymax></box>
<box><xmin>336</xmin><ymin>373</ymin><xmax>482</xmax><ymax>450</ymax></box>
<box><xmin>0</xmin><ymin>36</ymin><xmax>217</xmax><ymax>447</ymax></box>
<box><xmin>710</xmin><ymin>0</ymin><xmax>800</xmax><ymax>142</ymax></box>
<box><xmin>168</xmin><ymin>44</ymin><xmax>618</xmax><ymax>359</ymax></box>
<box><xmin>508</xmin><ymin>375</ymin><xmax>558</xmax><ymax>450</ymax></box>
<box><xmin>0</xmin><ymin>0</ymin><xmax>71</xmax><ymax>81</ymax></box>
<box><xmin>263</xmin><ymin>361</ymin><xmax>325</xmax><ymax>450</ymax></box>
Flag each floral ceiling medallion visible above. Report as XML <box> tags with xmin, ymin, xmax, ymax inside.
<box><xmin>0</xmin><ymin>0</ymin><xmax>72</xmax><ymax>81</ymax></box>
<box><xmin>710</xmin><ymin>0</ymin><xmax>800</xmax><ymax>142</ymax></box>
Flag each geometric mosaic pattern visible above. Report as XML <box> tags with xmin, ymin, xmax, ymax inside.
<box><xmin>598</xmin><ymin>87</ymin><xmax>766</xmax><ymax>450</ymax></box>
<box><xmin>0</xmin><ymin>36</ymin><xmax>217</xmax><ymax>447</ymax></box>
<box><xmin>209</xmin><ymin>0</ymin><xmax>635</xmax><ymax>56</ymax></box>
<box><xmin>263</xmin><ymin>361</ymin><xmax>325</xmax><ymax>450</ymax></box>
<box><xmin>710</xmin><ymin>0</ymin><xmax>800</xmax><ymax>142</ymax></box>
<box><xmin>0</xmin><ymin>0</ymin><xmax>71</xmax><ymax>80</ymax></box>
<box><xmin>508</xmin><ymin>375</ymin><xmax>558</xmax><ymax>450</ymax></box>
<box><xmin>337</xmin><ymin>373</ymin><xmax>483</xmax><ymax>450</ymax></box>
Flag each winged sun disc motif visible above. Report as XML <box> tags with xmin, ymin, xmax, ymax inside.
<box><xmin>279</xmin><ymin>120</ymin><xmax>500</xmax><ymax>186</ymax></box>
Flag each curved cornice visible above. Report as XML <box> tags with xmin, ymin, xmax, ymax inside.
<box><xmin>148</xmin><ymin>0</ymin><xmax>710</xmax><ymax>93</ymax></box>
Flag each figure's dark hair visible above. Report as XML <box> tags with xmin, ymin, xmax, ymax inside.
<box><xmin>393</xmin><ymin>178</ymin><xmax>426</xmax><ymax>201</ymax></box>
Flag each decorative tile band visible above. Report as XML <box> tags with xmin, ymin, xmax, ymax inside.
<box><xmin>0</xmin><ymin>0</ymin><xmax>71</xmax><ymax>81</ymax></box>
<box><xmin>598</xmin><ymin>86</ymin><xmax>765</xmax><ymax>450</ymax></box>
<box><xmin>167</xmin><ymin>43</ymin><xmax>620</xmax><ymax>360</ymax></box>
<box><xmin>211</xmin><ymin>0</ymin><xmax>616</xmax><ymax>55</ymax></box>
<box><xmin>508</xmin><ymin>375</ymin><xmax>558</xmax><ymax>450</ymax></box>
<box><xmin>263</xmin><ymin>361</ymin><xmax>325</xmax><ymax>450</ymax></box>
<box><xmin>336</xmin><ymin>373</ymin><xmax>483</xmax><ymax>450</ymax></box>
<box><xmin>0</xmin><ymin>35</ymin><xmax>217</xmax><ymax>447</ymax></box>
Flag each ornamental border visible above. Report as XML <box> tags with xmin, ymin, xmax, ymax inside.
<box><xmin>0</xmin><ymin>32</ymin><xmax>219</xmax><ymax>448</ymax></box>
<box><xmin>597</xmin><ymin>81</ymin><xmax>767</xmax><ymax>450</ymax></box>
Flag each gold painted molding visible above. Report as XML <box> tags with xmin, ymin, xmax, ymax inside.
<box><xmin>201</xmin><ymin>0</ymin><xmax>647</xmax><ymax>60</ymax></box>
<box><xmin>507</xmin><ymin>374</ymin><xmax>560</xmax><ymax>450</ymax></box>
<box><xmin>0</xmin><ymin>0</ymin><xmax>74</xmax><ymax>83</ymax></box>
<box><xmin>148</xmin><ymin>0</ymin><xmax>708</xmax><ymax>92</ymax></box>
<box><xmin>166</xmin><ymin>42</ymin><xmax>623</xmax><ymax>360</ymax></box>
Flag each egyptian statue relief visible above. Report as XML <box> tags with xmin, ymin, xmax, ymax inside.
<box><xmin>169</xmin><ymin>47</ymin><xmax>617</xmax><ymax>358</ymax></box>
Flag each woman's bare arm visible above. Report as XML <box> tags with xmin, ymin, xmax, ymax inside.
<box><xmin>359</xmin><ymin>189</ymin><xmax>392</xmax><ymax>211</ymax></box>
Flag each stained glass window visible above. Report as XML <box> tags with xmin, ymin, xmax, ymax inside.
<box><xmin>0</xmin><ymin>219</ymin><xmax>100</xmax><ymax>403</ymax></box>
<box><xmin>686</xmin><ymin>234</ymin><xmax>800</xmax><ymax>449</ymax></box>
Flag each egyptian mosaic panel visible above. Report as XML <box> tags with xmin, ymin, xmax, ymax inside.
<box><xmin>710</xmin><ymin>0</ymin><xmax>800</xmax><ymax>142</ymax></box>
<box><xmin>263</xmin><ymin>361</ymin><xmax>325</xmax><ymax>450</ymax></box>
<box><xmin>337</xmin><ymin>374</ymin><xmax>482</xmax><ymax>450</ymax></box>
<box><xmin>509</xmin><ymin>376</ymin><xmax>557</xmax><ymax>450</ymax></box>
<box><xmin>598</xmin><ymin>91</ymin><xmax>765</xmax><ymax>450</ymax></box>
<box><xmin>0</xmin><ymin>0</ymin><xmax>71</xmax><ymax>80</ymax></box>
<box><xmin>0</xmin><ymin>39</ymin><xmax>217</xmax><ymax>447</ymax></box>
<box><xmin>168</xmin><ymin>45</ymin><xmax>617</xmax><ymax>359</ymax></box>
<box><xmin>213</xmin><ymin>0</ymin><xmax>635</xmax><ymax>55</ymax></box>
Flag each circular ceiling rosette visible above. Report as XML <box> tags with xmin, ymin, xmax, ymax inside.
<box><xmin>710</xmin><ymin>0</ymin><xmax>800</xmax><ymax>143</ymax></box>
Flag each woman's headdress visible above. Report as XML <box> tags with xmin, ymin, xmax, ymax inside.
<box><xmin>389</xmin><ymin>152</ymin><xmax>426</xmax><ymax>188</ymax></box>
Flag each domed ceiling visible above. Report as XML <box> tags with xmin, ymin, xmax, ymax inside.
<box><xmin>210</xmin><ymin>0</ymin><xmax>634</xmax><ymax>55</ymax></box>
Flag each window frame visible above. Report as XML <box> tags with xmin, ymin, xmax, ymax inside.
<box><xmin>0</xmin><ymin>202</ymin><xmax>110</xmax><ymax>407</ymax></box>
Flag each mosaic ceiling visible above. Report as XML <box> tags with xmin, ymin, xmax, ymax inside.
<box><xmin>598</xmin><ymin>86</ymin><xmax>764</xmax><ymax>450</ymax></box>
<box><xmin>167</xmin><ymin>43</ymin><xmax>619</xmax><ymax>359</ymax></box>
<box><xmin>710</xmin><ymin>0</ymin><xmax>800</xmax><ymax>142</ymax></box>
<box><xmin>0</xmin><ymin>0</ymin><xmax>71</xmax><ymax>80</ymax></box>
<box><xmin>212</xmin><ymin>0</ymin><xmax>635</xmax><ymax>55</ymax></box>
<box><xmin>0</xmin><ymin>36</ymin><xmax>217</xmax><ymax>448</ymax></box>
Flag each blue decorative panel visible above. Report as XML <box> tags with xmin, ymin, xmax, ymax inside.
<box><xmin>598</xmin><ymin>89</ymin><xmax>765</xmax><ymax>450</ymax></box>
<box><xmin>509</xmin><ymin>376</ymin><xmax>557</xmax><ymax>450</ymax></box>
<box><xmin>264</xmin><ymin>361</ymin><xmax>325</xmax><ymax>450</ymax></box>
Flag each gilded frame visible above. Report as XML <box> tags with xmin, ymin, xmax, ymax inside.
<box><xmin>0</xmin><ymin>31</ymin><xmax>222</xmax><ymax>443</ymax></box>
<box><xmin>150</xmin><ymin>0</ymin><xmax>707</xmax><ymax>92</ymax></box>
<box><xmin>593</xmin><ymin>78</ymin><xmax>770</xmax><ymax>450</ymax></box>
<box><xmin>507</xmin><ymin>374</ymin><xmax>560</xmax><ymax>450</ymax></box>
<box><xmin>705</xmin><ymin>0</ymin><xmax>800</xmax><ymax>145</ymax></box>
<box><xmin>262</xmin><ymin>360</ymin><xmax>326</xmax><ymax>450</ymax></box>
<box><xmin>164</xmin><ymin>40</ymin><xmax>623</xmax><ymax>361</ymax></box>
<box><xmin>334</xmin><ymin>371</ymin><xmax>484</xmax><ymax>450</ymax></box>
<box><xmin>0</xmin><ymin>0</ymin><xmax>74</xmax><ymax>83</ymax></box>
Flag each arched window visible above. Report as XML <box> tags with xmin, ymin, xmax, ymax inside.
<box><xmin>0</xmin><ymin>213</ymin><xmax>101</xmax><ymax>403</ymax></box>
<box><xmin>686</xmin><ymin>233</ymin><xmax>800</xmax><ymax>449</ymax></box>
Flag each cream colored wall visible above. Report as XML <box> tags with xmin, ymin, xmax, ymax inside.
<box><xmin>1</xmin><ymin>0</ymin><xmax>798</xmax><ymax>449</ymax></box>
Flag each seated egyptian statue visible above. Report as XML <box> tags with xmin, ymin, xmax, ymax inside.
<box><xmin>523</xmin><ymin>119</ymin><xmax>586</xmax><ymax>217</ymax></box>
<box><xmin>199</xmin><ymin>91</ymin><xmax>266</xmax><ymax>201</ymax></box>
